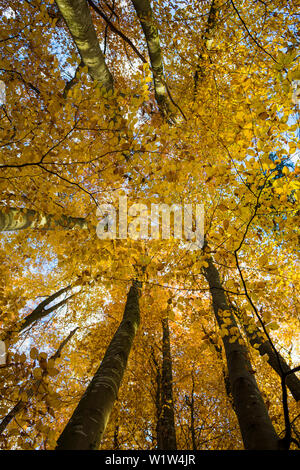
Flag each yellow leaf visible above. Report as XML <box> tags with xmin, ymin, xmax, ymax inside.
<box><xmin>33</xmin><ymin>367</ymin><xmax>43</xmax><ymax>379</ymax></box>
<box><xmin>30</xmin><ymin>348</ymin><xmax>38</xmax><ymax>360</ymax></box>
<box><xmin>47</xmin><ymin>367</ymin><xmax>59</xmax><ymax>377</ymax></box>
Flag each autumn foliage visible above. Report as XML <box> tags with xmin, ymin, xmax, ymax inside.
<box><xmin>0</xmin><ymin>0</ymin><xmax>299</xmax><ymax>450</ymax></box>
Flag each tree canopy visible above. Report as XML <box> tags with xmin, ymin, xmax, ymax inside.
<box><xmin>0</xmin><ymin>0</ymin><xmax>299</xmax><ymax>451</ymax></box>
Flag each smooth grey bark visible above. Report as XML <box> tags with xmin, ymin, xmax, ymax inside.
<box><xmin>131</xmin><ymin>0</ymin><xmax>174</xmax><ymax>118</ymax></box>
<box><xmin>0</xmin><ymin>328</ymin><xmax>77</xmax><ymax>434</ymax></box>
<box><xmin>56</xmin><ymin>0</ymin><xmax>132</xmax><ymax>158</ymax></box>
<box><xmin>55</xmin><ymin>0</ymin><xmax>113</xmax><ymax>90</ymax></box>
<box><xmin>157</xmin><ymin>317</ymin><xmax>177</xmax><ymax>449</ymax></box>
<box><xmin>203</xmin><ymin>255</ymin><xmax>280</xmax><ymax>450</ymax></box>
<box><xmin>56</xmin><ymin>280</ymin><xmax>141</xmax><ymax>450</ymax></box>
<box><xmin>0</xmin><ymin>206</ymin><xmax>89</xmax><ymax>231</ymax></box>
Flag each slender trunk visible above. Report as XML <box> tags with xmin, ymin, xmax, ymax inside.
<box><xmin>2</xmin><ymin>286</ymin><xmax>73</xmax><ymax>341</ymax></box>
<box><xmin>194</xmin><ymin>0</ymin><xmax>218</xmax><ymax>91</ymax></box>
<box><xmin>20</xmin><ymin>286</ymin><xmax>73</xmax><ymax>332</ymax></box>
<box><xmin>203</xmin><ymin>256</ymin><xmax>280</xmax><ymax>450</ymax></box>
<box><xmin>113</xmin><ymin>424</ymin><xmax>120</xmax><ymax>450</ymax></box>
<box><xmin>150</xmin><ymin>346</ymin><xmax>162</xmax><ymax>447</ymax></box>
<box><xmin>0</xmin><ymin>207</ymin><xmax>89</xmax><ymax>232</ymax></box>
<box><xmin>131</xmin><ymin>0</ymin><xmax>174</xmax><ymax>118</ymax></box>
<box><xmin>235</xmin><ymin>311</ymin><xmax>300</xmax><ymax>402</ymax></box>
<box><xmin>157</xmin><ymin>317</ymin><xmax>177</xmax><ymax>450</ymax></box>
<box><xmin>56</xmin><ymin>281</ymin><xmax>141</xmax><ymax>450</ymax></box>
<box><xmin>0</xmin><ymin>328</ymin><xmax>77</xmax><ymax>434</ymax></box>
<box><xmin>190</xmin><ymin>378</ymin><xmax>197</xmax><ymax>451</ymax></box>
<box><xmin>186</xmin><ymin>368</ymin><xmax>197</xmax><ymax>451</ymax></box>
<box><xmin>0</xmin><ymin>396</ymin><xmax>26</xmax><ymax>435</ymax></box>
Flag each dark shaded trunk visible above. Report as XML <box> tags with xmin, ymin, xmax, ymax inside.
<box><xmin>190</xmin><ymin>372</ymin><xmax>197</xmax><ymax>451</ymax></box>
<box><xmin>113</xmin><ymin>424</ymin><xmax>120</xmax><ymax>450</ymax></box>
<box><xmin>56</xmin><ymin>281</ymin><xmax>141</xmax><ymax>450</ymax></box>
<box><xmin>185</xmin><ymin>367</ymin><xmax>197</xmax><ymax>450</ymax></box>
<box><xmin>0</xmin><ymin>396</ymin><xmax>28</xmax><ymax>435</ymax></box>
<box><xmin>203</xmin><ymin>256</ymin><xmax>280</xmax><ymax>450</ymax></box>
<box><xmin>202</xmin><ymin>326</ymin><xmax>234</xmax><ymax>409</ymax></box>
<box><xmin>157</xmin><ymin>317</ymin><xmax>177</xmax><ymax>450</ymax></box>
<box><xmin>150</xmin><ymin>346</ymin><xmax>162</xmax><ymax>447</ymax></box>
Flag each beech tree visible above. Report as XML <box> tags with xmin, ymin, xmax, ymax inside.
<box><xmin>0</xmin><ymin>0</ymin><xmax>299</xmax><ymax>451</ymax></box>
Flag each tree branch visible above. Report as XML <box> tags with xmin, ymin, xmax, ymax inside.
<box><xmin>88</xmin><ymin>0</ymin><xmax>146</xmax><ymax>64</ymax></box>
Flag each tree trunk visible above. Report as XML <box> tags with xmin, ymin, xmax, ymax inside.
<box><xmin>194</xmin><ymin>0</ymin><xmax>218</xmax><ymax>91</ymax></box>
<box><xmin>150</xmin><ymin>346</ymin><xmax>162</xmax><ymax>448</ymax></box>
<box><xmin>0</xmin><ymin>207</ymin><xmax>89</xmax><ymax>232</ymax></box>
<box><xmin>55</xmin><ymin>280</ymin><xmax>141</xmax><ymax>450</ymax></box>
<box><xmin>203</xmin><ymin>256</ymin><xmax>280</xmax><ymax>450</ymax></box>
<box><xmin>113</xmin><ymin>424</ymin><xmax>120</xmax><ymax>450</ymax></box>
<box><xmin>157</xmin><ymin>317</ymin><xmax>177</xmax><ymax>449</ymax></box>
<box><xmin>185</xmin><ymin>367</ymin><xmax>197</xmax><ymax>450</ymax></box>
<box><xmin>131</xmin><ymin>0</ymin><xmax>174</xmax><ymax>118</ymax></box>
<box><xmin>55</xmin><ymin>0</ymin><xmax>113</xmax><ymax>90</ymax></box>
<box><xmin>202</xmin><ymin>326</ymin><xmax>234</xmax><ymax>408</ymax></box>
